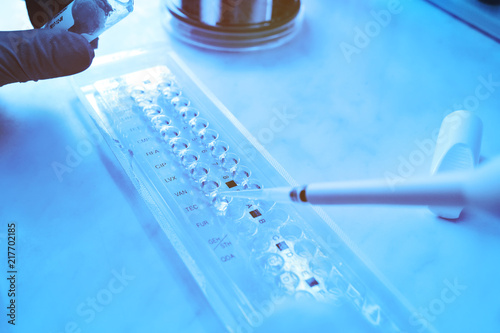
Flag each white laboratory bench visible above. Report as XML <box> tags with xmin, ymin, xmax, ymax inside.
<box><xmin>0</xmin><ymin>0</ymin><xmax>499</xmax><ymax>332</ymax></box>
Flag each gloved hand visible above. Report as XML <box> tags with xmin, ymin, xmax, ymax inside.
<box><xmin>0</xmin><ymin>0</ymin><xmax>95</xmax><ymax>87</ymax></box>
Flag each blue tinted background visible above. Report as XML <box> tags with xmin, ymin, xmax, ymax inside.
<box><xmin>1</xmin><ymin>0</ymin><xmax>499</xmax><ymax>332</ymax></box>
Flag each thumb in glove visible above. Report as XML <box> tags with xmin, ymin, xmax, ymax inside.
<box><xmin>0</xmin><ymin>28</ymin><xmax>94</xmax><ymax>87</ymax></box>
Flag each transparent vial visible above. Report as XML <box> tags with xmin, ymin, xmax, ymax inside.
<box><xmin>44</xmin><ymin>0</ymin><xmax>135</xmax><ymax>41</ymax></box>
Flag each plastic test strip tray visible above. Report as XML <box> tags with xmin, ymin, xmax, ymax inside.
<box><xmin>72</xmin><ymin>48</ymin><xmax>434</xmax><ymax>333</ymax></box>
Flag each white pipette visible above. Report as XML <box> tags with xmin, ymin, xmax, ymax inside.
<box><xmin>220</xmin><ymin>157</ymin><xmax>500</xmax><ymax>217</ymax></box>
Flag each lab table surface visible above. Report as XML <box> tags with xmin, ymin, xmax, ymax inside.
<box><xmin>0</xmin><ymin>0</ymin><xmax>499</xmax><ymax>332</ymax></box>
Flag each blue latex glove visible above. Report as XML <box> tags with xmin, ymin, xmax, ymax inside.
<box><xmin>0</xmin><ymin>29</ymin><xmax>94</xmax><ymax>86</ymax></box>
<box><xmin>0</xmin><ymin>0</ymin><xmax>95</xmax><ymax>86</ymax></box>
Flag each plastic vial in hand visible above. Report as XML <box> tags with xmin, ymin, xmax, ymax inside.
<box><xmin>44</xmin><ymin>0</ymin><xmax>134</xmax><ymax>41</ymax></box>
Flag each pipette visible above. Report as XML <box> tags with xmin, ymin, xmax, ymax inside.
<box><xmin>220</xmin><ymin>157</ymin><xmax>500</xmax><ymax>217</ymax></box>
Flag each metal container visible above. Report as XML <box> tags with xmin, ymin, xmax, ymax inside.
<box><xmin>163</xmin><ymin>0</ymin><xmax>303</xmax><ymax>51</ymax></box>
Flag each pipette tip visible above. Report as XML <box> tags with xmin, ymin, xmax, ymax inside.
<box><xmin>219</xmin><ymin>187</ymin><xmax>292</xmax><ymax>203</ymax></box>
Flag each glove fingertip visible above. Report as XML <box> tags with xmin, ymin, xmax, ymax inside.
<box><xmin>43</xmin><ymin>30</ymin><xmax>95</xmax><ymax>77</ymax></box>
<box><xmin>61</xmin><ymin>31</ymin><xmax>95</xmax><ymax>72</ymax></box>
<box><xmin>90</xmin><ymin>38</ymin><xmax>99</xmax><ymax>50</ymax></box>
